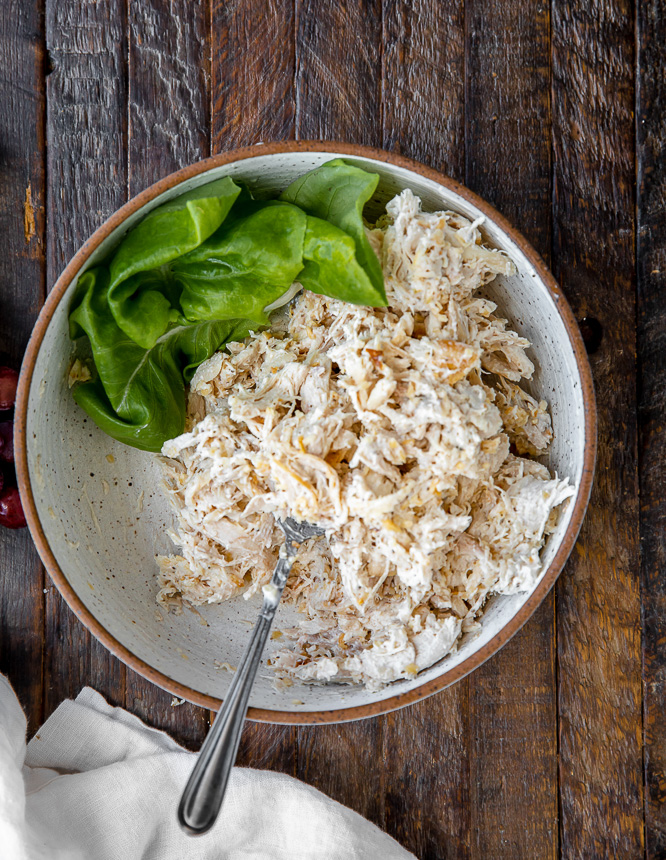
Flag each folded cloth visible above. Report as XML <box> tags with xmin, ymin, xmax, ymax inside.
<box><xmin>0</xmin><ymin>675</ymin><xmax>415</xmax><ymax>860</ymax></box>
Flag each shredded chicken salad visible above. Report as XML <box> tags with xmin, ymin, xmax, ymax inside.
<box><xmin>156</xmin><ymin>189</ymin><xmax>574</xmax><ymax>691</ymax></box>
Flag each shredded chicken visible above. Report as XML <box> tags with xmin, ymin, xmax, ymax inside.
<box><xmin>157</xmin><ymin>189</ymin><xmax>574</xmax><ymax>691</ymax></box>
<box><xmin>67</xmin><ymin>358</ymin><xmax>92</xmax><ymax>389</ymax></box>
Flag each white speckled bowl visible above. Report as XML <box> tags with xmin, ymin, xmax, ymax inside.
<box><xmin>16</xmin><ymin>142</ymin><xmax>596</xmax><ymax>723</ymax></box>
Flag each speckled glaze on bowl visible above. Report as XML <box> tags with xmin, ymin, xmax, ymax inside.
<box><xmin>15</xmin><ymin>142</ymin><xmax>596</xmax><ymax>724</ymax></box>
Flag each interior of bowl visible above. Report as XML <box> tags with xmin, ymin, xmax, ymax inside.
<box><xmin>23</xmin><ymin>150</ymin><xmax>589</xmax><ymax>720</ymax></box>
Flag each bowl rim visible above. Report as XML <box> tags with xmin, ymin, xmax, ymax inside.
<box><xmin>15</xmin><ymin>140</ymin><xmax>597</xmax><ymax>724</ymax></box>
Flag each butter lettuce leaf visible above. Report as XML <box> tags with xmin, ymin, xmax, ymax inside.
<box><xmin>280</xmin><ymin>159</ymin><xmax>386</xmax><ymax>305</ymax></box>
<box><xmin>297</xmin><ymin>216</ymin><xmax>384</xmax><ymax>306</ymax></box>
<box><xmin>109</xmin><ymin>177</ymin><xmax>241</xmax><ymax>287</ymax></box>
<box><xmin>105</xmin><ymin>269</ymin><xmax>184</xmax><ymax>350</ymax></box>
<box><xmin>173</xmin><ymin>202</ymin><xmax>306</xmax><ymax>324</ymax></box>
<box><xmin>107</xmin><ymin>177</ymin><xmax>241</xmax><ymax>346</ymax></box>
<box><xmin>70</xmin><ymin>267</ymin><xmax>253</xmax><ymax>451</ymax></box>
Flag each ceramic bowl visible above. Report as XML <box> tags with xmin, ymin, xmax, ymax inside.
<box><xmin>15</xmin><ymin>142</ymin><xmax>596</xmax><ymax>723</ymax></box>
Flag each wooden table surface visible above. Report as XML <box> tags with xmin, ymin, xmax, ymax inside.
<box><xmin>1</xmin><ymin>0</ymin><xmax>664</xmax><ymax>857</ymax></box>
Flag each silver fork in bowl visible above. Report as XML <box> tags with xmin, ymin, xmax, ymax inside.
<box><xmin>178</xmin><ymin>516</ymin><xmax>326</xmax><ymax>836</ymax></box>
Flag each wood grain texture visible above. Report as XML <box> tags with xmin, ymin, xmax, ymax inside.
<box><xmin>236</xmin><ymin>720</ymin><xmax>296</xmax><ymax>774</ymax></box>
<box><xmin>382</xmin><ymin>0</ymin><xmax>465</xmax><ymax>178</ymax></box>
<box><xmin>0</xmin><ymin>0</ymin><xmax>46</xmax><ymax>735</ymax></box>
<box><xmin>552</xmin><ymin>0</ymin><xmax>644</xmax><ymax>855</ymax></box>
<box><xmin>637</xmin><ymin>0</ymin><xmax>666</xmax><ymax>854</ymax></box>
<box><xmin>0</xmin><ymin>528</ymin><xmax>44</xmax><ymax>734</ymax></box>
<box><xmin>43</xmin><ymin>0</ymin><xmax>128</xmax><ymax>717</ymax></box>
<box><xmin>465</xmin><ymin>2</ymin><xmax>558</xmax><ymax>856</ymax></box>
<box><xmin>211</xmin><ymin>0</ymin><xmax>295</xmax><ymax>151</ymax></box>
<box><xmin>124</xmin><ymin>0</ymin><xmax>211</xmax><ymax>751</ymax></box>
<box><xmin>128</xmin><ymin>0</ymin><xmax>210</xmax><ymax>195</ymax></box>
<box><xmin>384</xmin><ymin>691</ymin><xmax>469</xmax><ymax>860</ymax></box>
<box><xmin>45</xmin><ymin>0</ymin><xmax>128</xmax><ymax>279</ymax></box>
<box><xmin>465</xmin><ymin>0</ymin><xmax>552</xmax><ymax>252</ymax></box>
<box><xmin>297</xmin><ymin>722</ymin><xmax>384</xmax><ymax>823</ymax></box>
<box><xmin>381</xmin><ymin>4</ymin><xmax>470</xmax><ymax>857</ymax></box>
<box><xmin>295</xmin><ymin>0</ymin><xmax>382</xmax><ymax>143</ymax></box>
<box><xmin>470</xmin><ymin>604</ymin><xmax>557</xmax><ymax>858</ymax></box>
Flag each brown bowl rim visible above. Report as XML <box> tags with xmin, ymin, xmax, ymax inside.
<box><xmin>15</xmin><ymin>140</ymin><xmax>597</xmax><ymax>725</ymax></box>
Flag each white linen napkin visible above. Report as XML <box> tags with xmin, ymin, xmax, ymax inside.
<box><xmin>0</xmin><ymin>674</ymin><xmax>415</xmax><ymax>859</ymax></box>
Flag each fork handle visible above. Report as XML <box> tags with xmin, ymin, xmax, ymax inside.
<box><xmin>178</xmin><ymin>554</ymin><xmax>294</xmax><ymax>835</ymax></box>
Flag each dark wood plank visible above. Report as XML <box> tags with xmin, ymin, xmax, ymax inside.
<box><xmin>469</xmin><ymin>603</ymin><xmax>557</xmax><ymax>858</ymax></box>
<box><xmin>465</xmin><ymin>2</ymin><xmax>558</xmax><ymax>856</ymax></box>
<box><xmin>43</xmin><ymin>0</ymin><xmax>128</xmax><ymax>716</ymax></box>
<box><xmin>0</xmin><ymin>0</ymin><xmax>46</xmax><ymax>734</ymax></box>
<box><xmin>211</xmin><ymin>0</ymin><xmax>295</xmax><ymax>151</ymax></box>
<box><xmin>382</xmin><ymin>3</ymin><xmax>470</xmax><ymax>857</ymax></box>
<box><xmin>297</xmin><ymin>722</ymin><xmax>384</xmax><ymax>824</ymax></box>
<box><xmin>295</xmin><ymin>0</ymin><xmax>381</xmax><ymax>143</ymax></box>
<box><xmin>236</xmin><ymin>720</ymin><xmax>297</xmax><ymax>774</ymax></box>
<box><xmin>637</xmin><ymin>0</ymin><xmax>666</xmax><ymax>853</ymax></box>
<box><xmin>382</xmin><ymin>0</ymin><xmax>465</xmax><ymax>178</ymax></box>
<box><xmin>124</xmin><ymin>0</ymin><xmax>211</xmax><ymax>751</ymax></box>
<box><xmin>128</xmin><ymin>0</ymin><xmax>210</xmax><ymax>194</ymax></box>
<box><xmin>465</xmin><ymin>0</ymin><xmax>552</xmax><ymax>250</ymax></box>
<box><xmin>0</xmin><ymin>528</ymin><xmax>43</xmax><ymax>736</ymax></box>
<box><xmin>552</xmin><ymin>0</ymin><xmax>644</xmax><ymax>855</ymax></box>
<box><xmin>384</xmin><ymin>691</ymin><xmax>469</xmax><ymax>859</ymax></box>
<box><xmin>210</xmin><ymin>0</ymin><xmax>298</xmax><ymax>759</ymax></box>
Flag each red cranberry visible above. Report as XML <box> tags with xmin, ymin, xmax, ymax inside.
<box><xmin>0</xmin><ymin>367</ymin><xmax>19</xmax><ymax>411</ymax></box>
<box><xmin>0</xmin><ymin>422</ymin><xmax>13</xmax><ymax>463</ymax></box>
<box><xmin>0</xmin><ymin>486</ymin><xmax>27</xmax><ymax>529</ymax></box>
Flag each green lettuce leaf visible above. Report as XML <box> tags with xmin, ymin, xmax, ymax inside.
<box><xmin>109</xmin><ymin>177</ymin><xmax>241</xmax><ymax>287</ymax></box>
<box><xmin>297</xmin><ymin>216</ymin><xmax>384</xmax><ymax>306</ymax></box>
<box><xmin>173</xmin><ymin>202</ymin><xmax>307</xmax><ymax>324</ymax></box>
<box><xmin>106</xmin><ymin>177</ymin><xmax>241</xmax><ymax>346</ymax></box>
<box><xmin>104</xmin><ymin>269</ymin><xmax>184</xmax><ymax>350</ymax></box>
<box><xmin>280</xmin><ymin>159</ymin><xmax>386</xmax><ymax>305</ymax></box>
<box><xmin>70</xmin><ymin>267</ymin><xmax>253</xmax><ymax>451</ymax></box>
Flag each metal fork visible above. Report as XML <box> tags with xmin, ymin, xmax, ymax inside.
<box><xmin>178</xmin><ymin>517</ymin><xmax>326</xmax><ymax>835</ymax></box>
